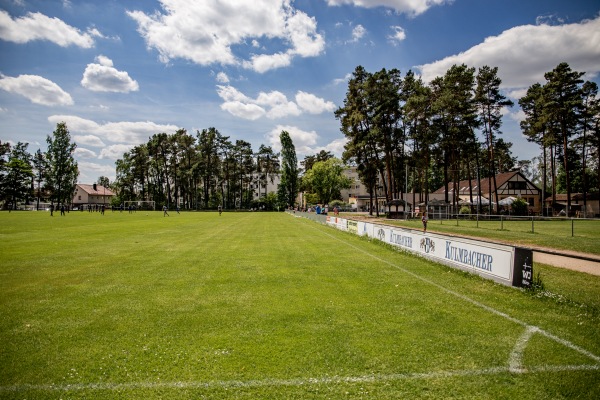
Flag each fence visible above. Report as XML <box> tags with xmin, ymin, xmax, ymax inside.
<box><xmin>428</xmin><ymin>213</ymin><xmax>599</xmax><ymax>238</ymax></box>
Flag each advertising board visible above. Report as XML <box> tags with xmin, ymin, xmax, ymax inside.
<box><xmin>316</xmin><ymin>214</ymin><xmax>532</xmax><ymax>288</ymax></box>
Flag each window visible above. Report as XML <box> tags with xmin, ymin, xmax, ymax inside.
<box><xmin>508</xmin><ymin>181</ymin><xmax>526</xmax><ymax>190</ymax></box>
<box><xmin>78</xmin><ymin>196</ymin><xmax>81</xmax><ymax>200</ymax></box>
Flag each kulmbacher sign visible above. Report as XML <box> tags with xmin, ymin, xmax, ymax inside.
<box><xmin>317</xmin><ymin>214</ymin><xmax>533</xmax><ymax>289</ymax></box>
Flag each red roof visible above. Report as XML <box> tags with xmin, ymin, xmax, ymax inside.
<box><xmin>77</xmin><ymin>184</ymin><xmax>115</xmax><ymax>196</ymax></box>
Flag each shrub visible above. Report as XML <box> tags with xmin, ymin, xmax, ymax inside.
<box><xmin>459</xmin><ymin>205</ymin><xmax>471</xmax><ymax>214</ymax></box>
<box><xmin>511</xmin><ymin>198</ymin><xmax>529</xmax><ymax>216</ymax></box>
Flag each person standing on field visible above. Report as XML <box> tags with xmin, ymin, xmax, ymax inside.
<box><xmin>218</xmin><ymin>205</ymin><xmax>222</xmax><ymax>216</ymax></box>
<box><xmin>421</xmin><ymin>211</ymin><xmax>428</xmax><ymax>232</ymax></box>
<box><xmin>163</xmin><ymin>205</ymin><xmax>169</xmax><ymax>217</ymax></box>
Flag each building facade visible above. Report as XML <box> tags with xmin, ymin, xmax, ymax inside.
<box><xmin>72</xmin><ymin>184</ymin><xmax>115</xmax><ymax>208</ymax></box>
<box><xmin>432</xmin><ymin>170</ymin><xmax>542</xmax><ymax>213</ymax></box>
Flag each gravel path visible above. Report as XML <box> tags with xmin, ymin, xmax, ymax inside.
<box><xmin>533</xmin><ymin>250</ymin><xmax>600</xmax><ymax>276</ymax></box>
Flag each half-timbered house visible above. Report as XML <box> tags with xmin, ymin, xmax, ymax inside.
<box><xmin>433</xmin><ymin>171</ymin><xmax>541</xmax><ymax>213</ymax></box>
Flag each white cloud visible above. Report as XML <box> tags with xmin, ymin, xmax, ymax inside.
<box><xmin>74</xmin><ymin>148</ymin><xmax>97</xmax><ymax>159</ymax></box>
<box><xmin>417</xmin><ymin>16</ymin><xmax>600</xmax><ymax>90</ymax></box>
<box><xmin>81</xmin><ymin>56</ymin><xmax>139</xmax><ymax>93</ymax></box>
<box><xmin>0</xmin><ymin>10</ymin><xmax>94</xmax><ymax>47</ymax></box>
<box><xmin>333</xmin><ymin>73</ymin><xmax>352</xmax><ymax>85</ymax></box>
<box><xmin>73</xmin><ymin>134</ymin><xmax>105</xmax><ymax>147</ymax></box>
<box><xmin>350</xmin><ymin>24</ymin><xmax>366</xmax><ymax>42</ymax></box>
<box><xmin>326</xmin><ymin>0</ymin><xmax>450</xmax><ymax>17</ymax></box>
<box><xmin>127</xmin><ymin>0</ymin><xmax>324</xmax><ymax>73</ymax></box>
<box><xmin>216</xmin><ymin>72</ymin><xmax>230</xmax><ymax>83</ymax></box>
<box><xmin>216</xmin><ymin>85</ymin><xmax>252</xmax><ymax>103</ymax></box>
<box><xmin>266</xmin><ymin>101</ymin><xmax>301</xmax><ymax>119</ymax></box>
<box><xmin>48</xmin><ymin>115</ymin><xmax>179</xmax><ymax>145</ymax></box>
<box><xmin>99</xmin><ymin>144</ymin><xmax>136</xmax><ymax>160</ymax></box>
<box><xmin>220</xmin><ymin>101</ymin><xmax>266</xmax><ymax>120</ymax></box>
<box><xmin>77</xmin><ymin>161</ymin><xmax>116</xmax><ymax>182</ymax></box>
<box><xmin>267</xmin><ymin>125</ymin><xmax>319</xmax><ymax>155</ymax></box>
<box><xmin>217</xmin><ymin>85</ymin><xmax>335</xmax><ymax>120</ymax></box>
<box><xmin>244</xmin><ymin>52</ymin><xmax>293</xmax><ymax>74</ymax></box>
<box><xmin>295</xmin><ymin>91</ymin><xmax>336</xmax><ymax>114</ymax></box>
<box><xmin>0</xmin><ymin>74</ymin><xmax>73</xmax><ymax>106</ymax></box>
<box><xmin>267</xmin><ymin>127</ymin><xmax>347</xmax><ymax>159</ymax></box>
<box><xmin>388</xmin><ymin>25</ymin><xmax>406</xmax><ymax>44</ymax></box>
<box><xmin>321</xmin><ymin>137</ymin><xmax>348</xmax><ymax>156</ymax></box>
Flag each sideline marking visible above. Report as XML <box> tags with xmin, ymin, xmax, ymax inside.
<box><xmin>1</xmin><ymin>365</ymin><xmax>598</xmax><ymax>393</ymax></box>
<box><xmin>308</xmin><ymin>220</ymin><xmax>600</xmax><ymax>365</ymax></box>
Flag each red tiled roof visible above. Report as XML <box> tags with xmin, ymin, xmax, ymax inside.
<box><xmin>77</xmin><ymin>184</ymin><xmax>115</xmax><ymax>196</ymax></box>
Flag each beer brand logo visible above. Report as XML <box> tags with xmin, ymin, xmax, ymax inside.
<box><xmin>420</xmin><ymin>238</ymin><xmax>435</xmax><ymax>253</ymax></box>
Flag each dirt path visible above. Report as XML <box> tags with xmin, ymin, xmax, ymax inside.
<box><xmin>533</xmin><ymin>251</ymin><xmax>600</xmax><ymax>276</ymax></box>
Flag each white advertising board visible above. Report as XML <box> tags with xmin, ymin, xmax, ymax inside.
<box><xmin>325</xmin><ymin>217</ymin><xmax>516</xmax><ymax>284</ymax></box>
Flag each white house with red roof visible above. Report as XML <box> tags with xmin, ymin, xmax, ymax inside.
<box><xmin>72</xmin><ymin>184</ymin><xmax>115</xmax><ymax>208</ymax></box>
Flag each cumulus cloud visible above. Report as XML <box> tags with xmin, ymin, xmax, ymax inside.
<box><xmin>77</xmin><ymin>161</ymin><xmax>116</xmax><ymax>182</ymax></box>
<box><xmin>0</xmin><ymin>74</ymin><xmax>73</xmax><ymax>106</ymax></box>
<box><xmin>220</xmin><ymin>101</ymin><xmax>266</xmax><ymax>120</ymax></box>
<box><xmin>333</xmin><ymin>73</ymin><xmax>352</xmax><ymax>85</ymax></box>
<box><xmin>388</xmin><ymin>25</ymin><xmax>406</xmax><ymax>44</ymax></box>
<box><xmin>0</xmin><ymin>10</ymin><xmax>94</xmax><ymax>47</ymax></box>
<box><xmin>48</xmin><ymin>115</ymin><xmax>179</xmax><ymax>145</ymax></box>
<box><xmin>217</xmin><ymin>85</ymin><xmax>335</xmax><ymax>120</ymax></box>
<box><xmin>127</xmin><ymin>0</ymin><xmax>324</xmax><ymax>73</ymax></box>
<box><xmin>267</xmin><ymin>125</ymin><xmax>318</xmax><ymax>154</ymax></box>
<box><xmin>216</xmin><ymin>72</ymin><xmax>230</xmax><ymax>83</ymax></box>
<box><xmin>417</xmin><ymin>15</ymin><xmax>600</xmax><ymax>91</ymax></box>
<box><xmin>99</xmin><ymin>144</ymin><xmax>136</xmax><ymax>160</ymax></box>
<box><xmin>326</xmin><ymin>0</ymin><xmax>450</xmax><ymax>17</ymax></box>
<box><xmin>295</xmin><ymin>91</ymin><xmax>336</xmax><ymax>114</ymax></box>
<box><xmin>81</xmin><ymin>55</ymin><xmax>139</xmax><ymax>93</ymax></box>
<box><xmin>74</xmin><ymin>148</ymin><xmax>97</xmax><ymax>159</ymax></box>
<box><xmin>350</xmin><ymin>24</ymin><xmax>366</xmax><ymax>42</ymax></box>
<box><xmin>73</xmin><ymin>134</ymin><xmax>105</xmax><ymax>147</ymax></box>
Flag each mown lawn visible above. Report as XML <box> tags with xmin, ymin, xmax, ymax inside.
<box><xmin>0</xmin><ymin>211</ymin><xmax>598</xmax><ymax>399</ymax></box>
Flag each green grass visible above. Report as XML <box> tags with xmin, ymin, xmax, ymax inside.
<box><xmin>0</xmin><ymin>211</ymin><xmax>599</xmax><ymax>399</ymax></box>
<box><xmin>361</xmin><ymin>215</ymin><xmax>600</xmax><ymax>255</ymax></box>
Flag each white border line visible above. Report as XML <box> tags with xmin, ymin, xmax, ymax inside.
<box><xmin>1</xmin><ymin>365</ymin><xmax>598</xmax><ymax>393</ymax></box>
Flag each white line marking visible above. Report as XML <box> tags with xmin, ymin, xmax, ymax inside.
<box><xmin>1</xmin><ymin>365</ymin><xmax>598</xmax><ymax>393</ymax></box>
<box><xmin>509</xmin><ymin>326</ymin><xmax>539</xmax><ymax>373</ymax></box>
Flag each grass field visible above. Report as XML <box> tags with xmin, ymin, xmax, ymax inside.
<box><xmin>363</xmin><ymin>215</ymin><xmax>600</xmax><ymax>255</ymax></box>
<box><xmin>0</xmin><ymin>211</ymin><xmax>599</xmax><ymax>399</ymax></box>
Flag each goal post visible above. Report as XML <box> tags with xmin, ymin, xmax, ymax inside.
<box><xmin>124</xmin><ymin>201</ymin><xmax>156</xmax><ymax>211</ymax></box>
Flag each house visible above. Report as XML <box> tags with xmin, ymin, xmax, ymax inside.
<box><xmin>545</xmin><ymin>192</ymin><xmax>600</xmax><ymax>217</ymax></box>
<box><xmin>72</xmin><ymin>184</ymin><xmax>115</xmax><ymax>208</ymax></box>
<box><xmin>432</xmin><ymin>170</ymin><xmax>542</xmax><ymax>213</ymax></box>
<box><xmin>339</xmin><ymin>166</ymin><xmax>389</xmax><ymax>212</ymax></box>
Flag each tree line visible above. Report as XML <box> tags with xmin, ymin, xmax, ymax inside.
<box><xmin>2</xmin><ymin>62</ymin><xmax>597</xmax><ymax>216</ymax></box>
<box><xmin>0</xmin><ymin>122</ymin><xmax>78</xmax><ymax>210</ymax></box>
<box><xmin>336</xmin><ymin>62</ymin><xmax>599</xmax><ymax>216</ymax></box>
<box><xmin>114</xmin><ymin>128</ymin><xmax>292</xmax><ymax>210</ymax></box>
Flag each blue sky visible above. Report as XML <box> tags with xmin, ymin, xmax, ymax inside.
<box><xmin>1</xmin><ymin>0</ymin><xmax>599</xmax><ymax>183</ymax></box>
